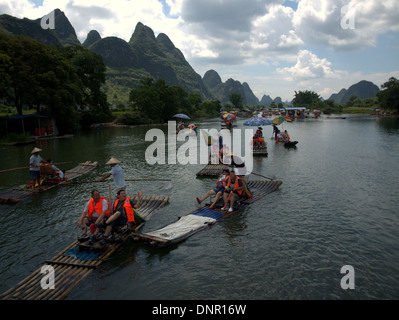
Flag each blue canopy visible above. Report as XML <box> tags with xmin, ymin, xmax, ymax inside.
<box><xmin>244</xmin><ymin>117</ymin><xmax>273</xmax><ymax>126</ymax></box>
<box><xmin>173</xmin><ymin>113</ymin><xmax>190</xmax><ymax>120</ymax></box>
<box><xmin>284</xmin><ymin>107</ymin><xmax>307</xmax><ymax>110</ymax></box>
<box><xmin>0</xmin><ymin>113</ymin><xmax>42</xmax><ymax>120</ymax></box>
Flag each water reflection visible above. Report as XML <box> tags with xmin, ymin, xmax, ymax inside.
<box><xmin>377</xmin><ymin>116</ymin><xmax>399</xmax><ymax>133</ymax></box>
<box><xmin>1</xmin><ymin>115</ymin><xmax>399</xmax><ymax>299</ymax></box>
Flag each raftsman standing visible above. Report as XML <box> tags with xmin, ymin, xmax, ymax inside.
<box><xmin>96</xmin><ymin>157</ymin><xmax>126</xmax><ymax>194</ymax></box>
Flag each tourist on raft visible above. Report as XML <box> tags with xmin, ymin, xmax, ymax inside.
<box><xmin>196</xmin><ymin>168</ymin><xmax>230</xmax><ymax>207</ymax></box>
<box><xmin>78</xmin><ymin>190</ymin><xmax>110</xmax><ymax>242</ymax></box>
<box><xmin>222</xmin><ymin>171</ymin><xmax>244</xmax><ymax>213</ymax></box>
<box><xmin>96</xmin><ymin>189</ymin><xmax>145</xmax><ymax>245</ymax></box>
<box><xmin>275</xmin><ymin>130</ymin><xmax>284</xmax><ymax>143</ymax></box>
<box><xmin>252</xmin><ymin>130</ymin><xmax>266</xmax><ymax>150</ymax></box>
<box><xmin>282</xmin><ymin>130</ymin><xmax>290</xmax><ymax>142</ymax></box>
<box><xmin>46</xmin><ymin>159</ymin><xmax>65</xmax><ymax>181</ymax></box>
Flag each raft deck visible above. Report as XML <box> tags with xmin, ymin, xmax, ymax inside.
<box><xmin>252</xmin><ymin>147</ymin><xmax>268</xmax><ymax>156</ymax></box>
<box><xmin>196</xmin><ymin>164</ymin><xmax>227</xmax><ymax>177</ymax></box>
<box><xmin>131</xmin><ymin>179</ymin><xmax>282</xmax><ymax>247</ymax></box>
<box><xmin>0</xmin><ymin>195</ymin><xmax>169</xmax><ymax>300</ymax></box>
<box><xmin>0</xmin><ymin>161</ymin><xmax>98</xmax><ymax>204</ymax></box>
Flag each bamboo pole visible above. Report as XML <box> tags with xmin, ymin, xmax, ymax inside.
<box><xmin>0</xmin><ymin>162</ymin><xmax>72</xmax><ymax>173</ymax></box>
<box><xmin>61</xmin><ymin>178</ymin><xmax>171</xmax><ymax>185</ymax></box>
<box><xmin>250</xmin><ymin>171</ymin><xmax>274</xmax><ymax>180</ymax></box>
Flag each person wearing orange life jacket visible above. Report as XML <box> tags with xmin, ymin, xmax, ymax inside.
<box><xmin>99</xmin><ymin>189</ymin><xmax>144</xmax><ymax>245</ymax></box>
<box><xmin>251</xmin><ymin>134</ymin><xmax>260</xmax><ymax>150</ymax></box>
<box><xmin>222</xmin><ymin>171</ymin><xmax>244</xmax><ymax>213</ymax></box>
<box><xmin>196</xmin><ymin>168</ymin><xmax>230</xmax><ymax>207</ymax></box>
<box><xmin>256</xmin><ymin>127</ymin><xmax>266</xmax><ymax>148</ymax></box>
<box><xmin>283</xmin><ymin>130</ymin><xmax>290</xmax><ymax>142</ymax></box>
<box><xmin>78</xmin><ymin>190</ymin><xmax>110</xmax><ymax>242</ymax></box>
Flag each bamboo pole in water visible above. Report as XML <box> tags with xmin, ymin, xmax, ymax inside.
<box><xmin>0</xmin><ymin>162</ymin><xmax>72</xmax><ymax>173</ymax></box>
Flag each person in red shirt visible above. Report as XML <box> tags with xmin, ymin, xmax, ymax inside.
<box><xmin>78</xmin><ymin>190</ymin><xmax>110</xmax><ymax>241</ymax></box>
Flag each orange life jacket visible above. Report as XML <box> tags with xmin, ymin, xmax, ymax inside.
<box><xmin>88</xmin><ymin>196</ymin><xmax>110</xmax><ymax>217</ymax></box>
<box><xmin>216</xmin><ymin>174</ymin><xmax>229</xmax><ymax>187</ymax></box>
<box><xmin>227</xmin><ymin>176</ymin><xmax>243</xmax><ymax>195</ymax></box>
<box><xmin>113</xmin><ymin>197</ymin><xmax>135</xmax><ymax>222</ymax></box>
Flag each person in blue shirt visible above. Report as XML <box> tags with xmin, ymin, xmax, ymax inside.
<box><xmin>96</xmin><ymin>157</ymin><xmax>126</xmax><ymax>194</ymax></box>
<box><xmin>196</xmin><ymin>168</ymin><xmax>230</xmax><ymax>207</ymax></box>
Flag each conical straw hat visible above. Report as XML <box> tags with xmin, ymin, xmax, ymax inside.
<box><xmin>106</xmin><ymin>157</ymin><xmax>120</xmax><ymax>165</ymax></box>
<box><xmin>31</xmin><ymin>147</ymin><xmax>42</xmax><ymax>154</ymax></box>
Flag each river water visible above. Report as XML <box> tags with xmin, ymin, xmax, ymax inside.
<box><xmin>0</xmin><ymin>115</ymin><xmax>398</xmax><ymax>300</ymax></box>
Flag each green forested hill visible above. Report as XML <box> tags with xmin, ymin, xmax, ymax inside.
<box><xmin>0</xmin><ymin>9</ymin><xmax>260</xmax><ymax>106</ymax></box>
<box><xmin>86</xmin><ymin>22</ymin><xmax>210</xmax><ymax>104</ymax></box>
<box><xmin>0</xmin><ymin>9</ymin><xmax>80</xmax><ymax>47</ymax></box>
<box><xmin>329</xmin><ymin>80</ymin><xmax>380</xmax><ymax>104</ymax></box>
<box><xmin>203</xmin><ymin>70</ymin><xmax>260</xmax><ymax>105</ymax></box>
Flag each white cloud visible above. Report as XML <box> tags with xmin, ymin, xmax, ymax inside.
<box><xmin>252</xmin><ymin>5</ymin><xmax>302</xmax><ymax>50</ymax></box>
<box><xmin>0</xmin><ymin>0</ymin><xmax>398</xmax><ymax>102</ymax></box>
<box><xmin>293</xmin><ymin>0</ymin><xmax>399</xmax><ymax>51</ymax></box>
<box><xmin>277</xmin><ymin>49</ymin><xmax>339</xmax><ymax>81</ymax></box>
<box><xmin>0</xmin><ymin>0</ymin><xmax>184</xmax><ymax>44</ymax></box>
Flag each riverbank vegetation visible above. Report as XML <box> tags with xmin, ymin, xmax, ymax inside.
<box><xmin>289</xmin><ymin>78</ymin><xmax>399</xmax><ymax>115</ymax></box>
<box><xmin>1</xmin><ymin>33</ymin><xmax>398</xmax><ymax>140</ymax></box>
<box><xmin>0</xmin><ymin>32</ymin><xmax>112</xmax><ymax>135</ymax></box>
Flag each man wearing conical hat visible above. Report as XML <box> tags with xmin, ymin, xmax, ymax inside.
<box><xmin>96</xmin><ymin>157</ymin><xmax>126</xmax><ymax>194</ymax></box>
<box><xmin>29</xmin><ymin>147</ymin><xmax>47</xmax><ymax>190</ymax></box>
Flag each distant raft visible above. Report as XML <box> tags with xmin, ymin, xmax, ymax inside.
<box><xmin>131</xmin><ymin>179</ymin><xmax>282</xmax><ymax>247</ymax></box>
<box><xmin>284</xmin><ymin>141</ymin><xmax>298</xmax><ymax>148</ymax></box>
<box><xmin>0</xmin><ymin>161</ymin><xmax>98</xmax><ymax>204</ymax></box>
<box><xmin>196</xmin><ymin>164</ymin><xmax>227</xmax><ymax>177</ymax></box>
<box><xmin>252</xmin><ymin>147</ymin><xmax>268</xmax><ymax>156</ymax></box>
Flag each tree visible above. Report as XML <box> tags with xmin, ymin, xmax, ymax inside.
<box><xmin>129</xmin><ymin>77</ymin><xmax>163</xmax><ymax>123</ymax></box>
<box><xmin>0</xmin><ymin>34</ymin><xmax>83</xmax><ymax>134</ymax></box>
<box><xmin>188</xmin><ymin>93</ymin><xmax>202</xmax><ymax>113</ymax></box>
<box><xmin>229</xmin><ymin>92</ymin><xmax>243</xmax><ymax>110</ymax></box>
<box><xmin>292</xmin><ymin>90</ymin><xmax>321</xmax><ymax>108</ymax></box>
<box><xmin>346</xmin><ymin>95</ymin><xmax>358</xmax><ymax>107</ymax></box>
<box><xmin>129</xmin><ymin>77</ymin><xmax>183</xmax><ymax>123</ymax></box>
<box><xmin>61</xmin><ymin>46</ymin><xmax>111</xmax><ymax>125</ymax></box>
<box><xmin>377</xmin><ymin>77</ymin><xmax>399</xmax><ymax>111</ymax></box>
<box><xmin>0</xmin><ymin>53</ymin><xmax>12</xmax><ymax>96</ymax></box>
<box><xmin>200</xmin><ymin>100</ymin><xmax>221</xmax><ymax>117</ymax></box>
<box><xmin>0</xmin><ymin>33</ymin><xmax>43</xmax><ymax>115</ymax></box>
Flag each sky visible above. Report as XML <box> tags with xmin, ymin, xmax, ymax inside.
<box><xmin>1</xmin><ymin>0</ymin><xmax>399</xmax><ymax>102</ymax></box>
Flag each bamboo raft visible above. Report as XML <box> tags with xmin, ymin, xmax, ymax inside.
<box><xmin>196</xmin><ymin>164</ymin><xmax>227</xmax><ymax>177</ymax></box>
<box><xmin>0</xmin><ymin>195</ymin><xmax>169</xmax><ymax>300</ymax></box>
<box><xmin>131</xmin><ymin>179</ymin><xmax>282</xmax><ymax>247</ymax></box>
<box><xmin>252</xmin><ymin>147</ymin><xmax>268</xmax><ymax>156</ymax></box>
<box><xmin>0</xmin><ymin>161</ymin><xmax>98</xmax><ymax>204</ymax></box>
